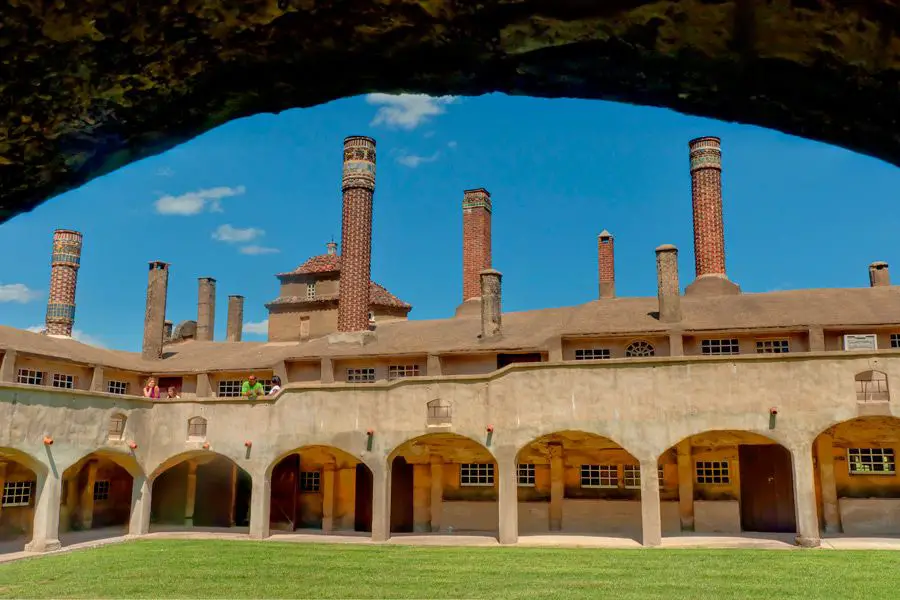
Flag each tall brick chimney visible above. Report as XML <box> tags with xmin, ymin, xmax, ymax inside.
<box><xmin>462</xmin><ymin>188</ymin><xmax>492</xmax><ymax>303</ymax></box>
<box><xmin>869</xmin><ymin>261</ymin><xmax>891</xmax><ymax>287</ymax></box>
<box><xmin>197</xmin><ymin>277</ymin><xmax>216</xmax><ymax>341</ymax></box>
<box><xmin>337</xmin><ymin>136</ymin><xmax>376</xmax><ymax>332</ymax></box>
<box><xmin>45</xmin><ymin>229</ymin><xmax>84</xmax><ymax>337</ymax></box>
<box><xmin>142</xmin><ymin>261</ymin><xmax>170</xmax><ymax>360</ymax></box>
<box><xmin>226</xmin><ymin>295</ymin><xmax>244</xmax><ymax>342</ymax></box>
<box><xmin>598</xmin><ymin>230</ymin><xmax>615</xmax><ymax>299</ymax></box>
<box><xmin>480</xmin><ymin>269</ymin><xmax>502</xmax><ymax>338</ymax></box>
<box><xmin>655</xmin><ymin>245</ymin><xmax>681</xmax><ymax>323</ymax></box>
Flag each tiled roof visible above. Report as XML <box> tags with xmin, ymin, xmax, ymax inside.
<box><xmin>283</xmin><ymin>253</ymin><xmax>341</xmax><ymax>275</ymax></box>
<box><xmin>266</xmin><ymin>282</ymin><xmax>411</xmax><ymax>309</ymax></box>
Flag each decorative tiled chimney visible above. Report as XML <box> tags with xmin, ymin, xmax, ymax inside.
<box><xmin>226</xmin><ymin>295</ymin><xmax>244</xmax><ymax>342</ymax></box>
<box><xmin>655</xmin><ymin>245</ymin><xmax>682</xmax><ymax>323</ymax></box>
<box><xmin>337</xmin><ymin>136</ymin><xmax>376</xmax><ymax>332</ymax></box>
<box><xmin>598</xmin><ymin>230</ymin><xmax>615</xmax><ymax>299</ymax></box>
<box><xmin>45</xmin><ymin>229</ymin><xmax>83</xmax><ymax>337</ymax></box>
<box><xmin>197</xmin><ymin>277</ymin><xmax>216</xmax><ymax>342</ymax></box>
<box><xmin>480</xmin><ymin>269</ymin><xmax>502</xmax><ymax>338</ymax></box>
<box><xmin>869</xmin><ymin>261</ymin><xmax>891</xmax><ymax>287</ymax></box>
<box><xmin>142</xmin><ymin>261</ymin><xmax>170</xmax><ymax>360</ymax></box>
<box><xmin>463</xmin><ymin>188</ymin><xmax>492</xmax><ymax>303</ymax></box>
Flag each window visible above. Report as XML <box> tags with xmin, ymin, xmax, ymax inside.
<box><xmin>658</xmin><ymin>466</ymin><xmax>666</xmax><ymax>490</ymax></box>
<box><xmin>580</xmin><ymin>465</ymin><xmax>617</xmax><ymax>488</ymax></box>
<box><xmin>306</xmin><ymin>283</ymin><xmax>316</xmax><ymax>300</ymax></box>
<box><xmin>2</xmin><ymin>481</ymin><xmax>33</xmax><ymax>507</ymax></box>
<box><xmin>701</xmin><ymin>339</ymin><xmax>740</xmax><ymax>355</ymax></box>
<box><xmin>460</xmin><ymin>463</ymin><xmax>494</xmax><ymax>486</ymax></box>
<box><xmin>756</xmin><ymin>339</ymin><xmax>790</xmax><ymax>354</ymax></box>
<box><xmin>389</xmin><ymin>365</ymin><xmax>420</xmax><ymax>380</ymax></box>
<box><xmin>848</xmin><ymin>448</ymin><xmax>896</xmax><ymax>475</ymax></box>
<box><xmin>892</xmin><ymin>334</ymin><xmax>900</xmax><ymax>349</ymax></box>
<box><xmin>93</xmin><ymin>480</ymin><xmax>110</xmax><ymax>501</ymax></box>
<box><xmin>107</xmin><ymin>380</ymin><xmax>129</xmax><ymax>395</ymax></box>
<box><xmin>16</xmin><ymin>369</ymin><xmax>44</xmax><ymax>386</ymax></box>
<box><xmin>855</xmin><ymin>370</ymin><xmax>889</xmax><ymax>402</ymax></box>
<box><xmin>259</xmin><ymin>379</ymin><xmax>273</xmax><ymax>394</ymax></box>
<box><xmin>623</xmin><ymin>465</ymin><xmax>641</xmax><ymax>489</ymax></box>
<box><xmin>299</xmin><ymin>471</ymin><xmax>320</xmax><ymax>492</ymax></box>
<box><xmin>108</xmin><ymin>414</ymin><xmax>127</xmax><ymax>440</ymax></box>
<box><xmin>51</xmin><ymin>373</ymin><xmax>74</xmax><ymax>389</ymax></box>
<box><xmin>696</xmin><ymin>461</ymin><xmax>730</xmax><ymax>484</ymax></box>
<box><xmin>187</xmin><ymin>417</ymin><xmax>207</xmax><ymax>439</ymax></box>
<box><xmin>575</xmin><ymin>348</ymin><xmax>611</xmax><ymax>360</ymax></box>
<box><xmin>625</xmin><ymin>341</ymin><xmax>655</xmax><ymax>358</ymax></box>
<box><xmin>347</xmin><ymin>368</ymin><xmax>375</xmax><ymax>383</ymax></box>
<box><xmin>426</xmin><ymin>398</ymin><xmax>452</xmax><ymax>425</ymax></box>
<box><xmin>217</xmin><ymin>380</ymin><xmax>242</xmax><ymax>398</ymax></box>
<box><xmin>517</xmin><ymin>464</ymin><xmax>535</xmax><ymax>486</ymax></box>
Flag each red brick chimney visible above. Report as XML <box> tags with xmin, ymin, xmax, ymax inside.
<box><xmin>337</xmin><ymin>136</ymin><xmax>376</xmax><ymax>332</ymax></box>
<box><xmin>598</xmin><ymin>230</ymin><xmax>615</xmax><ymax>299</ymax></box>
<box><xmin>46</xmin><ymin>229</ymin><xmax>83</xmax><ymax>337</ymax></box>
<box><xmin>462</xmin><ymin>188</ymin><xmax>492</xmax><ymax>302</ymax></box>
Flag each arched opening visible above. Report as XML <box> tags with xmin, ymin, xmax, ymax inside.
<box><xmin>0</xmin><ymin>448</ymin><xmax>44</xmax><ymax>554</ymax></box>
<box><xmin>267</xmin><ymin>445</ymin><xmax>373</xmax><ymax>535</ymax></box>
<box><xmin>659</xmin><ymin>431</ymin><xmax>796</xmax><ymax>538</ymax></box>
<box><xmin>813</xmin><ymin>416</ymin><xmax>900</xmax><ymax>536</ymax></box>
<box><xmin>388</xmin><ymin>433</ymin><xmax>497</xmax><ymax>536</ymax></box>
<box><xmin>516</xmin><ymin>431</ymin><xmax>643</xmax><ymax>540</ymax></box>
<box><xmin>150</xmin><ymin>452</ymin><xmax>251</xmax><ymax>531</ymax></box>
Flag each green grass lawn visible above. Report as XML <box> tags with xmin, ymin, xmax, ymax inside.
<box><xmin>0</xmin><ymin>540</ymin><xmax>896</xmax><ymax>599</ymax></box>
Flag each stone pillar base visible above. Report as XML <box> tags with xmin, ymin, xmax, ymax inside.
<box><xmin>795</xmin><ymin>535</ymin><xmax>821</xmax><ymax>548</ymax></box>
<box><xmin>184</xmin><ymin>517</ymin><xmax>194</xmax><ymax>527</ymax></box>
<box><xmin>25</xmin><ymin>538</ymin><xmax>61</xmax><ymax>553</ymax></box>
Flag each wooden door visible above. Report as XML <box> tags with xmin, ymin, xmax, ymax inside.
<box><xmin>355</xmin><ymin>464</ymin><xmax>373</xmax><ymax>532</ymax></box>
<box><xmin>270</xmin><ymin>455</ymin><xmax>299</xmax><ymax>530</ymax></box>
<box><xmin>390</xmin><ymin>457</ymin><xmax>414</xmax><ymax>533</ymax></box>
<box><xmin>739</xmin><ymin>445</ymin><xmax>797</xmax><ymax>532</ymax></box>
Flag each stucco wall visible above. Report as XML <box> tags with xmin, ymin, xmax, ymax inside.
<box><xmin>839</xmin><ymin>498</ymin><xmax>900</xmax><ymax>535</ymax></box>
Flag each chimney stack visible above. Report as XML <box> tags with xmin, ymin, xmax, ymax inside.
<box><xmin>327</xmin><ymin>240</ymin><xmax>337</xmax><ymax>256</ymax></box>
<box><xmin>45</xmin><ymin>229</ymin><xmax>83</xmax><ymax>337</ymax></box>
<box><xmin>655</xmin><ymin>245</ymin><xmax>682</xmax><ymax>323</ymax></box>
<box><xmin>463</xmin><ymin>188</ymin><xmax>493</xmax><ymax>303</ymax></box>
<box><xmin>480</xmin><ymin>269</ymin><xmax>502</xmax><ymax>338</ymax></box>
<box><xmin>337</xmin><ymin>136</ymin><xmax>376</xmax><ymax>332</ymax></box>
<box><xmin>689</xmin><ymin>137</ymin><xmax>726</xmax><ymax>279</ymax></box>
<box><xmin>142</xmin><ymin>261</ymin><xmax>170</xmax><ymax>360</ymax></box>
<box><xmin>226</xmin><ymin>295</ymin><xmax>244</xmax><ymax>342</ymax></box>
<box><xmin>197</xmin><ymin>277</ymin><xmax>216</xmax><ymax>341</ymax></box>
<box><xmin>598</xmin><ymin>230</ymin><xmax>615</xmax><ymax>299</ymax></box>
<box><xmin>869</xmin><ymin>261</ymin><xmax>891</xmax><ymax>287</ymax></box>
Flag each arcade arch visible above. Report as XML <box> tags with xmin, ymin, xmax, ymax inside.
<box><xmin>0</xmin><ymin>448</ymin><xmax>46</xmax><ymax>552</ymax></box>
<box><xmin>60</xmin><ymin>450</ymin><xmax>141</xmax><ymax>534</ymax></box>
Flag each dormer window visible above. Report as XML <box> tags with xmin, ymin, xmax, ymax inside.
<box><xmin>306</xmin><ymin>283</ymin><xmax>316</xmax><ymax>300</ymax></box>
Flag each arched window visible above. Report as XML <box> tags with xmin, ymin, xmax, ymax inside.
<box><xmin>187</xmin><ymin>416</ymin><xmax>208</xmax><ymax>440</ymax></box>
<box><xmin>855</xmin><ymin>370</ymin><xmax>889</xmax><ymax>402</ymax></box>
<box><xmin>426</xmin><ymin>398</ymin><xmax>452</xmax><ymax>426</ymax></box>
<box><xmin>625</xmin><ymin>340</ymin><xmax>655</xmax><ymax>358</ymax></box>
<box><xmin>108</xmin><ymin>414</ymin><xmax>127</xmax><ymax>440</ymax></box>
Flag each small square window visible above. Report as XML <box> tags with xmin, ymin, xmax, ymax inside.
<box><xmin>217</xmin><ymin>380</ymin><xmax>243</xmax><ymax>398</ymax></box>
<box><xmin>347</xmin><ymin>368</ymin><xmax>376</xmax><ymax>383</ymax></box>
<box><xmin>701</xmin><ymin>339</ymin><xmax>740</xmax><ymax>356</ymax></box>
<box><xmin>52</xmin><ymin>373</ymin><xmax>74</xmax><ymax>389</ymax></box>
<box><xmin>756</xmin><ymin>339</ymin><xmax>790</xmax><ymax>354</ymax></box>
<box><xmin>574</xmin><ymin>348</ymin><xmax>611</xmax><ymax>360</ymax></box>
<box><xmin>16</xmin><ymin>369</ymin><xmax>44</xmax><ymax>386</ymax></box>
<box><xmin>460</xmin><ymin>463</ymin><xmax>494</xmax><ymax>486</ymax></box>
<box><xmin>623</xmin><ymin>465</ymin><xmax>641</xmax><ymax>489</ymax></box>
<box><xmin>517</xmin><ymin>464</ymin><xmax>535</xmax><ymax>486</ymax></box>
<box><xmin>580</xmin><ymin>465</ymin><xmax>617</xmax><ymax>488</ymax></box>
<box><xmin>389</xmin><ymin>365</ymin><xmax>420</xmax><ymax>380</ymax></box>
<box><xmin>93</xmin><ymin>480</ymin><xmax>110</xmax><ymax>501</ymax></box>
<box><xmin>1</xmin><ymin>481</ymin><xmax>33</xmax><ymax>507</ymax></box>
<box><xmin>848</xmin><ymin>448</ymin><xmax>896</xmax><ymax>475</ymax></box>
<box><xmin>695</xmin><ymin>461</ymin><xmax>730</xmax><ymax>484</ymax></box>
<box><xmin>306</xmin><ymin>283</ymin><xmax>316</xmax><ymax>300</ymax></box>
<box><xmin>107</xmin><ymin>380</ymin><xmax>129</xmax><ymax>395</ymax></box>
<box><xmin>299</xmin><ymin>471</ymin><xmax>320</xmax><ymax>492</ymax></box>
<box><xmin>891</xmin><ymin>334</ymin><xmax>900</xmax><ymax>349</ymax></box>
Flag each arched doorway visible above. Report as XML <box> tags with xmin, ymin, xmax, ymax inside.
<box><xmin>0</xmin><ymin>448</ymin><xmax>45</xmax><ymax>553</ymax></box>
<box><xmin>813</xmin><ymin>416</ymin><xmax>900</xmax><ymax>536</ymax></box>
<box><xmin>388</xmin><ymin>433</ymin><xmax>497</xmax><ymax>535</ymax></box>
<box><xmin>267</xmin><ymin>445</ymin><xmax>373</xmax><ymax>535</ymax></box>
<box><xmin>60</xmin><ymin>450</ymin><xmax>140</xmax><ymax>537</ymax></box>
<box><xmin>516</xmin><ymin>431</ymin><xmax>643</xmax><ymax>539</ymax></box>
<box><xmin>659</xmin><ymin>430</ymin><xmax>796</xmax><ymax>537</ymax></box>
<box><xmin>150</xmin><ymin>452</ymin><xmax>251</xmax><ymax>530</ymax></box>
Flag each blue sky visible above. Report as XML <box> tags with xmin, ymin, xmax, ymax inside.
<box><xmin>2</xmin><ymin>93</ymin><xmax>899</xmax><ymax>352</ymax></box>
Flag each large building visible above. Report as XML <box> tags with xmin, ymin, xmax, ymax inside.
<box><xmin>1</xmin><ymin>136</ymin><xmax>899</xmax><ymax>554</ymax></box>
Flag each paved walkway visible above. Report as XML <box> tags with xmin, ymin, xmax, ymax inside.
<box><xmin>1</xmin><ymin>528</ymin><xmax>899</xmax><ymax>565</ymax></box>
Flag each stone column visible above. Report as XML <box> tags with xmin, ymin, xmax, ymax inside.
<box><xmin>229</xmin><ymin>463</ymin><xmax>239</xmax><ymax>527</ymax></box>
<box><xmin>426</xmin><ymin>354</ymin><xmax>442</xmax><ymax>377</ymax></box>
<box><xmin>808</xmin><ymin>326</ymin><xmax>826</xmax><ymax>352</ymax></box>
<box><xmin>322</xmin><ymin>464</ymin><xmax>336</xmax><ymax>534</ymax></box>
<box><xmin>0</xmin><ymin>349</ymin><xmax>17</xmax><ymax>383</ymax></box>
<box><xmin>549</xmin><ymin>444</ymin><xmax>563</xmax><ymax>531</ymax></box>
<box><xmin>79</xmin><ymin>461</ymin><xmax>98</xmax><ymax>529</ymax></box>
<box><xmin>668</xmin><ymin>333</ymin><xmax>684</xmax><ymax>357</ymax></box>
<box><xmin>273</xmin><ymin>361</ymin><xmax>288</xmax><ymax>386</ymax></box>
<box><xmin>249</xmin><ymin>473</ymin><xmax>271</xmax><ymax>540</ymax></box>
<box><xmin>196</xmin><ymin>373</ymin><xmax>211</xmax><ymax>398</ymax></box>
<box><xmin>25</xmin><ymin>471</ymin><xmax>62</xmax><ymax>552</ymax></box>
<box><xmin>815</xmin><ymin>434</ymin><xmax>841</xmax><ymax>533</ymax></box>
<box><xmin>226</xmin><ymin>295</ymin><xmax>244</xmax><ymax>342</ymax></box>
<box><xmin>128</xmin><ymin>476</ymin><xmax>152</xmax><ymax>536</ymax></box>
<box><xmin>547</xmin><ymin>337</ymin><xmax>563</xmax><ymax>363</ymax></box>
<box><xmin>791</xmin><ymin>443</ymin><xmax>821</xmax><ymax>547</ymax></box>
<box><xmin>0</xmin><ymin>463</ymin><xmax>6</xmax><ymax>524</ymax></box>
<box><xmin>640</xmin><ymin>460</ymin><xmax>662</xmax><ymax>547</ymax></box>
<box><xmin>412</xmin><ymin>463</ymin><xmax>431</xmax><ymax>532</ymax></box>
<box><xmin>184</xmin><ymin>460</ymin><xmax>198</xmax><ymax>526</ymax></box>
<box><xmin>676</xmin><ymin>440</ymin><xmax>694</xmax><ymax>530</ymax></box>
<box><xmin>320</xmin><ymin>358</ymin><xmax>335</xmax><ymax>384</ymax></box>
<box><xmin>370</xmin><ymin>463</ymin><xmax>390</xmax><ymax>542</ymax></box>
<box><xmin>90</xmin><ymin>366</ymin><xmax>104</xmax><ymax>392</ymax></box>
<box><xmin>429</xmin><ymin>456</ymin><xmax>443</xmax><ymax>532</ymax></box>
<box><xmin>496</xmin><ymin>449</ymin><xmax>518</xmax><ymax>545</ymax></box>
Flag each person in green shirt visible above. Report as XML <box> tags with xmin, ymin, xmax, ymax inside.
<box><xmin>241</xmin><ymin>375</ymin><xmax>265</xmax><ymax>400</ymax></box>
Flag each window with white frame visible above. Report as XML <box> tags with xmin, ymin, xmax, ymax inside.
<box><xmin>575</xmin><ymin>348</ymin><xmax>611</xmax><ymax>360</ymax></box>
<box><xmin>695</xmin><ymin>461</ymin><xmax>730</xmax><ymax>484</ymax></box>
<box><xmin>1</xmin><ymin>481</ymin><xmax>33</xmax><ymax>507</ymax></box>
<box><xmin>217</xmin><ymin>380</ymin><xmax>243</xmax><ymax>398</ymax></box>
<box><xmin>347</xmin><ymin>368</ymin><xmax>375</xmax><ymax>383</ymax></box>
<box><xmin>623</xmin><ymin>465</ymin><xmax>641</xmax><ymax>489</ymax></box>
<box><xmin>107</xmin><ymin>380</ymin><xmax>129</xmax><ymax>395</ymax></box>
<box><xmin>16</xmin><ymin>369</ymin><xmax>44</xmax><ymax>386</ymax></box>
<box><xmin>52</xmin><ymin>373</ymin><xmax>74</xmax><ymax>389</ymax></box>
<box><xmin>848</xmin><ymin>448</ymin><xmax>896</xmax><ymax>475</ymax></box>
<box><xmin>701</xmin><ymin>339</ymin><xmax>740</xmax><ymax>355</ymax></box>
<box><xmin>460</xmin><ymin>463</ymin><xmax>494</xmax><ymax>486</ymax></box>
<box><xmin>891</xmin><ymin>334</ymin><xmax>900</xmax><ymax>349</ymax></box>
<box><xmin>259</xmin><ymin>379</ymin><xmax>273</xmax><ymax>394</ymax></box>
<box><xmin>756</xmin><ymin>339</ymin><xmax>790</xmax><ymax>354</ymax></box>
<box><xmin>389</xmin><ymin>365</ymin><xmax>420</xmax><ymax>380</ymax></box>
<box><xmin>580</xmin><ymin>465</ymin><xmax>618</xmax><ymax>488</ymax></box>
<box><xmin>517</xmin><ymin>464</ymin><xmax>536</xmax><ymax>486</ymax></box>
<box><xmin>299</xmin><ymin>471</ymin><xmax>320</xmax><ymax>492</ymax></box>
<box><xmin>306</xmin><ymin>283</ymin><xmax>316</xmax><ymax>300</ymax></box>
<box><xmin>93</xmin><ymin>480</ymin><xmax>110</xmax><ymax>501</ymax></box>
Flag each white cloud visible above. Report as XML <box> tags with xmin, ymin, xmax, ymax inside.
<box><xmin>240</xmin><ymin>245</ymin><xmax>280</xmax><ymax>255</ymax></box>
<box><xmin>366</xmin><ymin>94</ymin><xmax>456</xmax><ymax>130</ymax></box>
<box><xmin>243</xmin><ymin>320</ymin><xmax>268</xmax><ymax>335</ymax></box>
<box><xmin>212</xmin><ymin>224</ymin><xmax>264</xmax><ymax>243</ymax></box>
<box><xmin>447</xmin><ymin>140</ymin><xmax>457</xmax><ymax>149</ymax></box>
<box><xmin>26</xmin><ymin>325</ymin><xmax>105</xmax><ymax>347</ymax></box>
<box><xmin>156</xmin><ymin>167</ymin><xmax>175</xmax><ymax>177</ymax></box>
<box><xmin>396</xmin><ymin>152</ymin><xmax>440</xmax><ymax>168</ymax></box>
<box><xmin>155</xmin><ymin>185</ymin><xmax>246</xmax><ymax>215</ymax></box>
<box><xmin>0</xmin><ymin>283</ymin><xmax>40</xmax><ymax>303</ymax></box>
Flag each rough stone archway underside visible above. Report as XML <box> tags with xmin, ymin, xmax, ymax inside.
<box><xmin>3</xmin><ymin>1</ymin><xmax>899</xmax><ymax>223</ymax></box>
